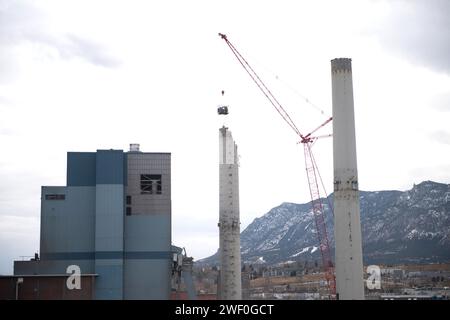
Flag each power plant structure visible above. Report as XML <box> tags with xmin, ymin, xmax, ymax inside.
<box><xmin>217</xmin><ymin>105</ymin><xmax>242</xmax><ymax>300</ymax></box>
<box><xmin>0</xmin><ymin>145</ymin><xmax>194</xmax><ymax>300</ymax></box>
<box><xmin>331</xmin><ymin>58</ymin><xmax>365</xmax><ymax>300</ymax></box>
<box><xmin>0</xmin><ymin>144</ymin><xmax>200</xmax><ymax>300</ymax></box>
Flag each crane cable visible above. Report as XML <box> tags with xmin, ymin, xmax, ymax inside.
<box><xmin>246</xmin><ymin>53</ymin><xmax>329</xmax><ymax>116</ymax></box>
<box><xmin>219</xmin><ymin>33</ymin><xmax>304</xmax><ymax>139</ymax></box>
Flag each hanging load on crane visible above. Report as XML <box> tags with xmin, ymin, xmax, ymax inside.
<box><xmin>218</xmin><ymin>90</ymin><xmax>229</xmax><ymax>115</ymax></box>
<box><xmin>217</xmin><ymin>106</ymin><xmax>229</xmax><ymax>115</ymax></box>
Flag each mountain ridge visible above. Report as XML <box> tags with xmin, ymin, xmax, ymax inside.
<box><xmin>200</xmin><ymin>180</ymin><xmax>450</xmax><ymax>265</ymax></box>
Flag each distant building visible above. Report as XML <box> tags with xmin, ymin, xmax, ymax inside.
<box><xmin>381</xmin><ymin>268</ymin><xmax>405</xmax><ymax>282</ymax></box>
<box><xmin>1</xmin><ymin>145</ymin><xmax>172</xmax><ymax>299</ymax></box>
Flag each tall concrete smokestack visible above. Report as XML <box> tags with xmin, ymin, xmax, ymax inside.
<box><xmin>331</xmin><ymin>58</ymin><xmax>365</xmax><ymax>300</ymax></box>
<box><xmin>218</xmin><ymin>125</ymin><xmax>242</xmax><ymax>300</ymax></box>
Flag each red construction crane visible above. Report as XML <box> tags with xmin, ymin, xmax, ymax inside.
<box><xmin>218</xmin><ymin>33</ymin><xmax>336</xmax><ymax>298</ymax></box>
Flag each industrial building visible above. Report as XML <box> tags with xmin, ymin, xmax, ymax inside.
<box><xmin>1</xmin><ymin>144</ymin><xmax>174</xmax><ymax>299</ymax></box>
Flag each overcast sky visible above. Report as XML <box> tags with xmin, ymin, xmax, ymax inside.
<box><xmin>1</xmin><ymin>0</ymin><xmax>449</xmax><ymax>274</ymax></box>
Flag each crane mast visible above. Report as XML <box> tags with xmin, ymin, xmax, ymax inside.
<box><xmin>218</xmin><ymin>33</ymin><xmax>336</xmax><ymax>297</ymax></box>
<box><xmin>303</xmin><ymin>142</ymin><xmax>336</xmax><ymax>295</ymax></box>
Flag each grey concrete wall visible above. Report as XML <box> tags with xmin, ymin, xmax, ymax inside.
<box><xmin>219</xmin><ymin>164</ymin><xmax>242</xmax><ymax>300</ymax></box>
<box><xmin>218</xmin><ymin>127</ymin><xmax>242</xmax><ymax>300</ymax></box>
<box><xmin>332</xmin><ymin>58</ymin><xmax>365</xmax><ymax>300</ymax></box>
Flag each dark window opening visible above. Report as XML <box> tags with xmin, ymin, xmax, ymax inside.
<box><xmin>126</xmin><ymin>195</ymin><xmax>131</xmax><ymax>205</ymax></box>
<box><xmin>140</xmin><ymin>174</ymin><xmax>162</xmax><ymax>194</ymax></box>
<box><xmin>45</xmin><ymin>194</ymin><xmax>65</xmax><ymax>200</ymax></box>
<box><xmin>126</xmin><ymin>206</ymin><xmax>132</xmax><ymax>216</ymax></box>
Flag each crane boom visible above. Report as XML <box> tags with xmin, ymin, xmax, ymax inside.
<box><xmin>218</xmin><ymin>33</ymin><xmax>336</xmax><ymax>297</ymax></box>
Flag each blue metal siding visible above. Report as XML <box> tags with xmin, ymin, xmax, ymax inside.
<box><xmin>123</xmin><ymin>260</ymin><xmax>171</xmax><ymax>299</ymax></box>
<box><xmin>40</xmin><ymin>186</ymin><xmax>96</xmax><ymax>275</ymax></box>
<box><xmin>95</xmin><ymin>263</ymin><xmax>123</xmax><ymax>300</ymax></box>
<box><xmin>30</xmin><ymin>251</ymin><xmax>171</xmax><ymax>260</ymax></box>
<box><xmin>68</xmin><ymin>150</ymin><xmax>126</xmax><ymax>186</ymax></box>
<box><xmin>67</xmin><ymin>153</ymin><xmax>96</xmax><ymax>186</ymax></box>
<box><xmin>124</xmin><ymin>214</ymin><xmax>171</xmax><ymax>299</ymax></box>
<box><xmin>124</xmin><ymin>215</ymin><xmax>171</xmax><ymax>252</ymax></box>
<box><xmin>94</xmin><ymin>184</ymin><xmax>124</xmax><ymax>299</ymax></box>
<box><xmin>94</xmin><ymin>185</ymin><xmax>124</xmax><ymax>251</ymax></box>
<box><xmin>123</xmin><ymin>154</ymin><xmax>128</xmax><ymax>187</ymax></box>
<box><xmin>96</xmin><ymin>150</ymin><xmax>124</xmax><ymax>185</ymax></box>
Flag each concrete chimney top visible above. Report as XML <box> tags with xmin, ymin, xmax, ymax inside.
<box><xmin>331</xmin><ymin>58</ymin><xmax>352</xmax><ymax>73</ymax></box>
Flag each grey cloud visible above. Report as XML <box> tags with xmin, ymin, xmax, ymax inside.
<box><xmin>0</xmin><ymin>170</ymin><xmax>42</xmax><ymax>218</ymax></box>
<box><xmin>61</xmin><ymin>34</ymin><xmax>121</xmax><ymax>68</ymax></box>
<box><xmin>0</xmin><ymin>214</ymin><xmax>39</xmax><ymax>274</ymax></box>
<box><xmin>372</xmin><ymin>0</ymin><xmax>450</xmax><ymax>74</ymax></box>
<box><xmin>0</xmin><ymin>128</ymin><xmax>16</xmax><ymax>136</ymax></box>
<box><xmin>0</xmin><ymin>95</ymin><xmax>13</xmax><ymax>106</ymax></box>
<box><xmin>430</xmin><ymin>130</ymin><xmax>450</xmax><ymax>145</ymax></box>
<box><xmin>0</xmin><ymin>1</ymin><xmax>121</xmax><ymax>72</ymax></box>
<box><xmin>27</xmin><ymin>32</ymin><xmax>121</xmax><ymax>68</ymax></box>
<box><xmin>409</xmin><ymin>164</ymin><xmax>450</xmax><ymax>181</ymax></box>
<box><xmin>432</xmin><ymin>93</ymin><xmax>450</xmax><ymax>112</ymax></box>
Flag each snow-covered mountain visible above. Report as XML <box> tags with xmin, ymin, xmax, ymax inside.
<box><xmin>200</xmin><ymin>181</ymin><xmax>450</xmax><ymax>265</ymax></box>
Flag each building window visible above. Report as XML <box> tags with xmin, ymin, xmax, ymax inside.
<box><xmin>45</xmin><ymin>194</ymin><xmax>65</xmax><ymax>200</ymax></box>
<box><xmin>126</xmin><ymin>206</ymin><xmax>132</xmax><ymax>216</ymax></box>
<box><xmin>140</xmin><ymin>174</ymin><xmax>162</xmax><ymax>194</ymax></box>
<box><xmin>126</xmin><ymin>195</ymin><xmax>131</xmax><ymax>205</ymax></box>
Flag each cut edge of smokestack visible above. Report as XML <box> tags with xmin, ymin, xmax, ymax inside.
<box><xmin>331</xmin><ymin>58</ymin><xmax>352</xmax><ymax>73</ymax></box>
